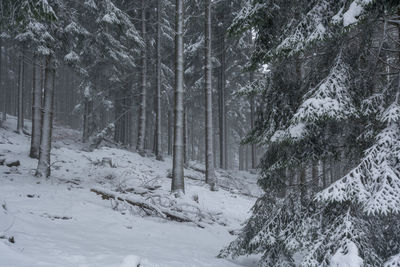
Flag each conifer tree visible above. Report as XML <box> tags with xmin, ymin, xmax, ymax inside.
<box><xmin>171</xmin><ymin>0</ymin><xmax>185</xmax><ymax>196</ymax></box>
<box><xmin>221</xmin><ymin>1</ymin><xmax>400</xmax><ymax>266</ymax></box>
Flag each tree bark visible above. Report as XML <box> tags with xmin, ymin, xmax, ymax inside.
<box><xmin>155</xmin><ymin>0</ymin><xmax>163</xmax><ymax>160</ymax></box>
<box><xmin>204</xmin><ymin>0</ymin><xmax>217</xmax><ymax>190</ymax></box>
<box><xmin>322</xmin><ymin>159</ymin><xmax>327</xmax><ymax>188</ymax></box>
<box><xmin>184</xmin><ymin>108</ymin><xmax>188</xmax><ymax>166</ymax></box>
<box><xmin>250</xmin><ymin>74</ymin><xmax>256</xmax><ymax>169</ymax></box>
<box><xmin>82</xmin><ymin>94</ymin><xmax>93</xmax><ymax>143</ymax></box>
<box><xmin>398</xmin><ymin>7</ymin><xmax>400</xmax><ymax>64</ymax></box>
<box><xmin>36</xmin><ymin>56</ymin><xmax>55</xmax><ymax>178</ymax></box>
<box><xmin>299</xmin><ymin>165</ymin><xmax>307</xmax><ymax>204</ymax></box>
<box><xmin>0</xmin><ymin>37</ymin><xmax>3</xmax><ymax>125</ymax></box>
<box><xmin>219</xmin><ymin>33</ymin><xmax>226</xmax><ymax>169</ymax></box>
<box><xmin>171</xmin><ymin>0</ymin><xmax>185</xmax><ymax>196</ymax></box>
<box><xmin>239</xmin><ymin>144</ymin><xmax>244</xmax><ymax>171</ymax></box>
<box><xmin>17</xmin><ymin>49</ymin><xmax>24</xmax><ymax>134</ymax></box>
<box><xmin>191</xmin><ymin>113</ymin><xmax>195</xmax><ymax>160</ymax></box>
<box><xmin>91</xmin><ymin>188</ymin><xmax>204</xmax><ymax>228</ymax></box>
<box><xmin>137</xmin><ymin>0</ymin><xmax>147</xmax><ymax>156</ymax></box>
<box><xmin>30</xmin><ymin>55</ymin><xmax>42</xmax><ymax>158</ymax></box>
<box><xmin>397</xmin><ymin>7</ymin><xmax>400</xmax><ymax>65</ymax></box>
<box><xmin>129</xmin><ymin>91</ymin><xmax>135</xmax><ymax>147</ymax></box>
<box><xmin>168</xmin><ymin>107</ymin><xmax>172</xmax><ymax>155</ymax></box>
<box><xmin>312</xmin><ymin>161</ymin><xmax>318</xmax><ymax>192</ymax></box>
<box><xmin>245</xmin><ymin>145</ymin><xmax>249</xmax><ymax>170</ymax></box>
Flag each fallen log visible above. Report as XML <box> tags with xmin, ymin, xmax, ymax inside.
<box><xmin>6</xmin><ymin>160</ymin><xmax>20</xmax><ymax>167</ymax></box>
<box><xmin>188</xmin><ymin>165</ymin><xmax>206</xmax><ymax>174</ymax></box>
<box><xmin>91</xmin><ymin>188</ymin><xmax>205</xmax><ymax>228</ymax></box>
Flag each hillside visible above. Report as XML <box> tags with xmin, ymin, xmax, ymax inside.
<box><xmin>0</xmin><ymin>117</ymin><xmax>260</xmax><ymax>267</ymax></box>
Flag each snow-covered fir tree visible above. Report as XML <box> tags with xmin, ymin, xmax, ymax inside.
<box><xmin>221</xmin><ymin>1</ymin><xmax>400</xmax><ymax>266</ymax></box>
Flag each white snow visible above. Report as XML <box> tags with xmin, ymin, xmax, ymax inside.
<box><xmin>288</xmin><ymin>123</ymin><xmax>306</xmax><ymax>139</ymax></box>
<box><xmin>84</xmin><ymin>85</ymin><xmax>91</xmax><ymax>98</ymax></box>
<box><xmin>102</xmin><ymin>13</ymin><xmax>120</xmax><ymax>25</ymax></box>
<box><xmin>84</xmin><ymin>0</ymin><xmax>98</xmax><ymax>10</ymax></box>
<box><xmin>342</xmin><ymin>0</ymin><xmax>373</xmax><ymax>27</ymax></box>
<box><xmin>330</xmin><ymin>242</ymin><xmax>363</xmax><ymax>267</ymax></box>
<box><xmin>64</xmin><ymin>51</ymin><xmax>80</xmax><ymax>63</ymax></box>
<box><xmin>119</xmin><ymin>255</ymin><xmax>141</xmax><ymax>267</ymax></box>
<box><xmin>0</xmin><ymin>116</ymin><xmax>259</xmax><ymax>267</ymax></box>
<box><xmin>384</xmin><ymin>253</ymin><xmax>400</xmax><ymax>267</ymax></box>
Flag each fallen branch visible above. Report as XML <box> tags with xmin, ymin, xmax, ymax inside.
<box><xmin>188</xmin><ymin>165</ymin><xmax>206</xmax><ymax>174</ymax></box>
<box><xmin>91</xmin><ymin>188</ymin><xmax>205</xmax><ymax>228</ymax></box>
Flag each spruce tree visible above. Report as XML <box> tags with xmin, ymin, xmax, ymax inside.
<box><xmin>221</xmin><ymin>1</ymin><xmax>400</xmax><ymax>266</ymax></box>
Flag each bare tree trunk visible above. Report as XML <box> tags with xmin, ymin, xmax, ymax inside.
<box><xmin>129</xmin><ymin>92</ymin><xmax>135</xmax><ymax>147</ymax></box>
<box><xmin>299</xmin><ymin>165</ymin><xmax>307</xmax><ymax>203</ymax></box>
<box><xmin>36</xmin><ymin>56</ymin><xmax>55</xmax><ymax>178</ymax></box>
<box><xmin>125</xmin><ymin>92</ymin><xmax>130</xmax><ymax>146</ymax></box>
<box><xmin>30</xmin><ymin>55</ymin><xmax>42</xmax><ymax>158</ymax></box>
<box><xmin>12</xmin><ymin>52</ymin><xmax>17</xmax><ymax>117</ymax></box>
<box><xmin>312</xmin><ymin>161</ymin><xmax>318</xmax><ymax>192</ymax></box>
<box><xmin>171</xmin><ymin>0</ymin><xmax>185</xmax><ymax>196</ymax></box>
<box><xmin>155</xmin><ymin>0</ymin><xmax>163</xmax><ymax>161</ymax></box>
<box><xmin>322</xmin><ymin>159</ymin><xmax>327</xmax><ymax>188</ymax></box>
<box><xmin>213</xmin><ymin>124</ymin><xmax>217</xmax><ymax>167</ymax></box>
<box><xmin>184</xmin><ymin>109</ymin><xmax>188</xmax><ymax>166</ymax></box>
<box><xmin>329</xmin><ymin>160</ymin><xmax>334</xmax><ymax>185</ymax></box>
<box><xmin>191</xmin><ymin>113</ymin><xmax>195</xmax><ymax>160</ymax></box>
<box><xmin>398</xmin><ymin>7</ymin><xmax>400</xmax><ymax>63</ymax></box>
<box><xmin>250</xmin><ymin>86</ymin><xmax>256</xmax><ymax>170</ymax></box>
<box><xmin>82</xmin><ymin>95</ymin><xmax>93</xmax><ymax>143</ymax></box>
<box><xmin>168</xmin><ymin>107</ymin><xmax>172</xmax><ymax>155</ymax></box>
<box><xmin>0</xmin><ymin>38</ymin><xmax>6</xmax><ymax>124</ymax></box>
<box><xmin>17</xmin><ymin>49</ymin><xmax>24</xmax><ymax>134</ymax></box>
<box><xmin>245</xmin><ymin>145</ymin><xmax>249</xmax><ymax>170</ymax></box>
<box><xmin>204</xmin><ymin>0</ymin><xmax>217</xmax><ymax>190</ymax></box>
<box><xmin>219</xmin><ymin>34</ymin><xmax>226</xmax><ymax>169</ymax></box>
<box><xmin>239</xmin><ymin>144</ymin><xmax>244</xmax><ymax>171</ymax></box>
<box><xmin>0</xmin><ymin>37</ymin><xmax>3</xmax><ymax>125</ymax></box>
<box><xmin>137</xmin><ymin>0</ymin><xmax>147</xmax><ymax>156</ymax></box>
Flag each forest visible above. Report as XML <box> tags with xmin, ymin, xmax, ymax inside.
<box><xmin>1</xmin><ymin>0</ymin><xmax>400</xmax><ymax>267</ymax></box>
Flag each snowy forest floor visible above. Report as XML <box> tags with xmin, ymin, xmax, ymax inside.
<box><xmin>0</xmin><ymin>117</ymin><xmax>261</xmax><ymax>267</ymax></box>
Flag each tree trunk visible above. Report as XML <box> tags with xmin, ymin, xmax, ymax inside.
<box><xmin>245</xmin><ymin>145</ymin><xmax>249</xmax><ymax>170</ymax></box>
<box><xmin>191</xmin><ymin>113</ymin><xmax>195</xmax><ymax>160</ymax></box>
<box><xmin>137</xmin><ymin>0</ymin><xmax>147</xmax><ymax>156</ymax></box>
<box><xmin>36</xmin><ymin>56</ymin><xmax>55</xmax><ymax>178</ymax></box>
<box><xmin>250</xmin><ymin>74</ymin><xmax>256</xmax><ymax>170</ymax></box>
<box><xmin>204</xmin><ymin>0</ymin><xmax>217</xmax><ymax>190</ymax></box>
<box><xmin>155</xmin><ymin>0</ymin><xmax>163</xmax><ymax>161</ymax></box>
<box><xmin>17</xmin><ymin>49</ymin><xmax>24</xmax><ymax>134</ymax></box>
<box><xmin>299</xmin><ymin>165</ymin><xmax>307</xmax><ymax>204</ymax></box>
<box><xmin>219</xmin><ymin>33</ymin><xmax>226</xmax><ymax>169</ymax></box>
<box><xmin>0</xmin><ymin>37</ymin><xmax>3</xmax><ymax>125</ymax></box>
<box><xmin>213</xmin><ymin>125</ymin><xmax>217</xmax><ymax>167</ymax></box>
<box><xmin>129</xmin><ymin>91</ymin><xmax>135</xmax><ymax>147</ymax></box>
<box><xmin>183</xmin><ymin>109</ymin><xmax>188</xmax><ymax>166</ymax></box>
<box><xmin>30</xmin><ymin>55</ymin><xmax>42</xmax><ymax>158</ymax></box>
<box><xmin>168</xmin><ymin>107</ymin><xmax>172</xmax><ymax>155</ymax></box>
<box><xmin>312</xmin><ymin>161</ymin><xmax>318</xmax><ymax>192</ymax></box>
<box><xmin>322</xmin><ymin>159</ymin><xmax>327</xmax><ymax>188</ymax></box>
<box><xmin>239</xmin><ymin>144</ymin><xmax>244</xmax><ymax>171</ymax></box>
<box><xmin>171</xmin><ymin>0</ymin><xmax>185</xmax><ymax>196</ymax></box>
<box><xmin>82</xmin><ymin>95</ymin><xmax>93</xmax><ymax>143</ymax></box>
<box><xmin>1</xmin><ymin>59</ymin><xmax>5</xmax><ymax>121</ymax></box>
<box><xmin>398</xmin><ymin>7</ymin><xmax>400</xmax><ymax>64</ymax></box>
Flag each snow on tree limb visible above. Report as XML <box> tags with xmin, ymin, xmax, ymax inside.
<box><xmin>316</xmin><ymin>121</ymin><xmax>400</xmax><ymax>215</ymax></box>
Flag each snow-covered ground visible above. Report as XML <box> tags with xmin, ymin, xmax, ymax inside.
<box><xmin>0</xmin><ymin>117</ymin><xmax>260</xmax><ymax>267</ymax></box>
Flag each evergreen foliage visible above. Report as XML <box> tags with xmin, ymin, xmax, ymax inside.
<box><xmin>221</xmin><ymin>1</ymin><xmax>400</xmax><ymax>266</ymax></box>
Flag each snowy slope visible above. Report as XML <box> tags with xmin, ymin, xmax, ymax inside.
<box><xmin>0</xmin><ymin>117</ymin><xmax>260</xmax><ymax>267</ymax></box>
